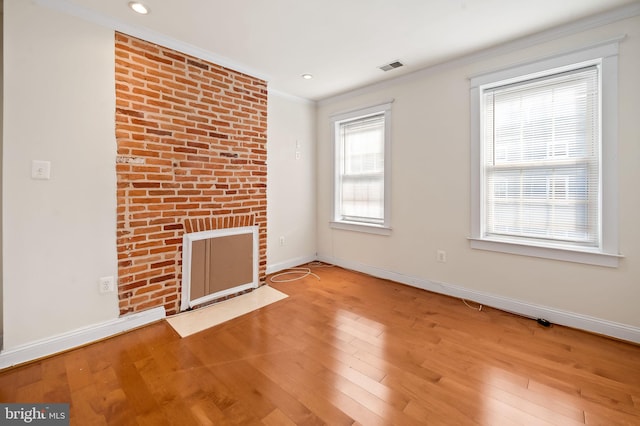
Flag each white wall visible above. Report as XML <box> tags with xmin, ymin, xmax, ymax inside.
<box><xmin>3</xmin><ymin>0</ymin><xmax>119</xmax><ymax>349</ymax></box>
<box><xmin>2</xmin><ymin>0</ymin><xmax>636</xmax><ymax>356</ymax></box>
<box><xmin>316</xmin><ymin>15</ymin><xmax>640</xmax><ymax>332</ymax></box>
<box><xmin>1</xmin><ymin>1</ymin><xmax>319</xmax><ymax>353</ymax></box>
<box><xmin>266</xmin><ymin>92</ymin><xmax>317</xmax><ymax>272</ymax></box>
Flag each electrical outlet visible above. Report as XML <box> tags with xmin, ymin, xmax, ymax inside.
<box><xmin>99</xmin><ymin>276</ymin><xmax>115</xmax><ymax>293</ymax></box>
<box><xmin>279</xmin><ymin>236</ymin><xmax>285</xmax><ymax>246</ymax></box>
<box><xmin>436</xmin><ymin>250</ymin><xmax>447</xmax><ymax>263</ymax></box>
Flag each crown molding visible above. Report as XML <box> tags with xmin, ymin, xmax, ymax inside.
<box><xmin>268</xmin><ymin>86</ymin><xmax>317</xmax><ymax>105</ymax></box>
<box><xmin>33</xmin><ymin>0</ymin><xmax>270</xmax><ymax>82</ymax></box>
<box><xmin>318</xmin><ymin>2</ymin><xmax>640</xmax><ymax>105</ymax></box>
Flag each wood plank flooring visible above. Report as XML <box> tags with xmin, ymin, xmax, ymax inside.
<box><xmin>1</xmin><ymin>264</ymin><xmax>639</xmax><ymax>425</ymax></box>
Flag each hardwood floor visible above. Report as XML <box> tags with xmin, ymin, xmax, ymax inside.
<box><xmin>1</xmin><ymin>265</ymin><xmax>639</xmax><ymax>425</ymax></box>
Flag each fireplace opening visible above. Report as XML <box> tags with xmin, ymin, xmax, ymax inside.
<box><xmin>181</xmin><ymin>226</ymin><xmax>259</xmax><ymax>311</ymax></box>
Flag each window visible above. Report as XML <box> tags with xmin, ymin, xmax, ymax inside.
<box><xmin>331</xmin><ymin>101</ymin><xmax>392</xmax><ymax>234</ymax></box>
<box><xmin>485</xmin><ymin>66</ymin><xmax>599</xmax><ymax>245</ymax></box>
<box><xmin>470</xmin><ymin>41</ymin><xmax>621</xmax><ymax>267</ymax></box>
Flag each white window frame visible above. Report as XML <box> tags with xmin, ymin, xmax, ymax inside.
<box><xmin>469</xmin><ymin>39</ymin><xmax>623</xmax><ymax>267</ymax></box>
<box><xmin>330</xmin><ymin>100</ymin><xmax>393</xmax><ymax>235</ymax></box>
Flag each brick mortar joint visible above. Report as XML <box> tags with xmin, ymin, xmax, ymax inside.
<box><xmin>115</xmin><ymin>33</ymin><xmax>267</xmax><ymax>315</ymax></box>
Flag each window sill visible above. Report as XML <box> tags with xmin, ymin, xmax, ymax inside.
<box><xmin>468</xmin><ymin>237</ymin><xmax>622</xmax><ymax>268</ymax></box>
<box><xmin>330</xmin><ymin>221</ymin><xmax>392</xmax><ymax>236</ymax></box>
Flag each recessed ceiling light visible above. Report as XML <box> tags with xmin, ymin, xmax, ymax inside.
<box><xmin>128</xmin><ymin>2</ymin><xmax>149</xmax><ymax>14</ymax></box>
<box><xmin>301</xmin><ymin>74</ymin><xmax>313</xmax><ymax>80</ymax></box>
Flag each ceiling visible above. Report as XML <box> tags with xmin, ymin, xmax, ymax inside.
<box><xmin>40</xmin><ymin>0</ymin><xmax>639</xmax><ymax>101</ymax></box>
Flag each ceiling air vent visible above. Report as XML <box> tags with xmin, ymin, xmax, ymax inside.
<box><xmin>379</xmin><ymin>61</ymin><xmax>404</xmax><ymax>72</ymax></box>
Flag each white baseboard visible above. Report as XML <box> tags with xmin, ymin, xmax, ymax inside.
<box><xmin>3</xmin><ymin>254</ymin><xmax>636</xmax><ymax>370</ymax></box>
<box><xmin>317</xmin><ymin>254</ymin><xmax>640</xmax><ymax>344</ymax></box>
<box><xmin>0</xmin><ymin>307</ymin><xmax>166</xmax><ymax>370</ymax></box>
<box><xmin>266</xmin><ymin>254</ymin><xmax>318</xmax><ymax>275</ymax></box>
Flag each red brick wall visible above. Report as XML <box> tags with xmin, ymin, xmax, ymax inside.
<box><xmin>114</xmin><ymin>33</ymin><xmax>267</xmax><ymax>315</ymax></box>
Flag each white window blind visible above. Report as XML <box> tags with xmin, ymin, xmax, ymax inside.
<box><xmin>482</xmin><ymin>65</ymin><xmax>600</xmax><ymax>247</ymax></box>
<box><xmin>337</xmin><ymin>113</ymin><xmax>385</xmax><ymax>224</ymax></box>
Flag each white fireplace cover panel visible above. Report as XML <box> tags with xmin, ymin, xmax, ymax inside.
<box><xmin>181</xmin><ymin>225</ymin><xmax>259</xmax><ymax>311</ymax></box>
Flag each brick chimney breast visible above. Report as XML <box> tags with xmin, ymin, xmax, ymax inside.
<box><xmin>114</xmin><ymin>33</ymin><xmax>267</xmax><ymax>316</ymax></box>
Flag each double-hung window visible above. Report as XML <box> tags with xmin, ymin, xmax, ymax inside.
<box><xmin>331</xmin><ymin>101</ymin><xmax>392</xmax><ymax>234</ymax></box>
<box><xmin>470</xmin><ymin>41</ymin><xmax>621</xmax><ymax>267</ymax></box>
